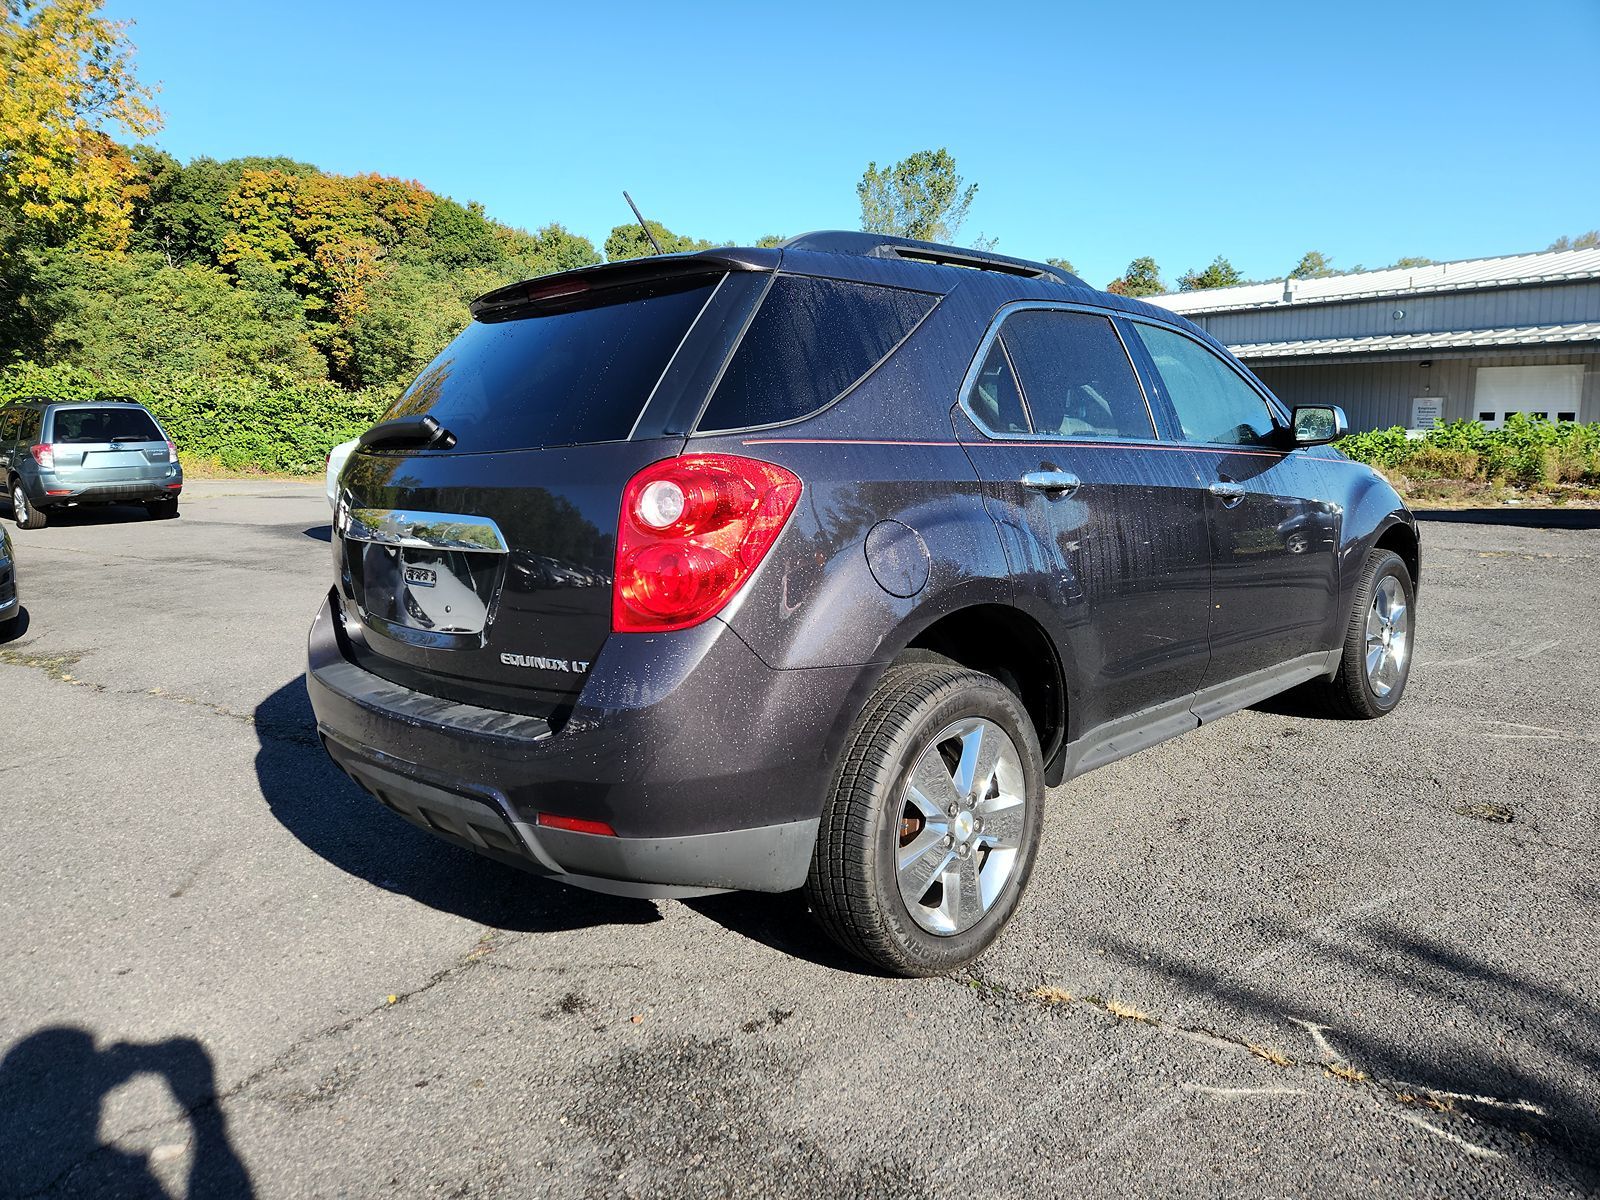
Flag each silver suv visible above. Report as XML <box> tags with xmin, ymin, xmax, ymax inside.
<box><xmin>0</xmin><ymin>399</ymin><xmax>183</xmax><ymax>529</ymax></box>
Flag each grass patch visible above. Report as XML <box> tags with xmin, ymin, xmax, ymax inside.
<box><xmin>1247</xmin><ymin>1043</ymin><xmax>1293</xmax><ymax>1067</ymax></box>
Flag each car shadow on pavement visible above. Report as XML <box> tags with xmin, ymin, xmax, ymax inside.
<box><xmin>0</xmin><ymin>1026</ymin><xmax>253</xmax><ymax>1198</ymax></box>
<box><xmin>1110</xmin><ymin>923</ymin><xmax>1600</xmax><ymax>1190</ymax></box>
<box><xmin>1414</xmin><ymin>507</ymin><xmax>1600</xmax><ymax>531</ymax></box>
<box><xmin>10</xmin><ymin>502</ymin><xmax>160</xmax><ymax>527</ymax></box>
<box><xmin>303</xmin><ymin>524</ymin><xmax>332</xmax><ymax>542</ymax></box>
<box><xmin>684</xmin><ymin>890</ymin><xmax>881</xmax><ymax>976</ymax></box>
<box><xmin>253</xmin><ymin>678</ymin><xmax>661</xmax><ymax>934</ymax></box>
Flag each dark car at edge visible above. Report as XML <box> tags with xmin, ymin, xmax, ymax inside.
<box><xmin>307</xmin><ymin>231</ymin><xmax>1418</xmax><ymax>975</ymax></box>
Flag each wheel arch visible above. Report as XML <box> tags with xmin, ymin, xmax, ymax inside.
<box><xmin>888</xmin><ymin>603</ymin><xmax>1069</xmax><ymax>784</ymax></box>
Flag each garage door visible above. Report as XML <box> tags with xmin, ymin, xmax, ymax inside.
<box><xmin>1473</xmin><ymin>364</ymin><xmax>1584</xmax><ymax>427</ymax></box>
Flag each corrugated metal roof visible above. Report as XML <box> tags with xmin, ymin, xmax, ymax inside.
<box><xmin>1230</xmin><ymin>321</ymin><xmax>1600</xmax><ymax>361</ymax></box>
<box><xmin>1151</xmin><ymin>248</ymin><xmax>1600</xmax><ymax>315</ymax></box>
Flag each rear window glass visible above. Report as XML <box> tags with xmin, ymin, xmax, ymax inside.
<box><xmin>384</xmin><ymin>275</ymin><xmax>719</xmax><ymax>451</ymax></box>
<box><xmin>695</xmin><ymin>275</ymin><xmax>937</xmax><ymax>432</ymax></box>
<box><xmin>50</xmin><ymin>407</ymin><xmax>162</xmax><ymax>444</ymax></box>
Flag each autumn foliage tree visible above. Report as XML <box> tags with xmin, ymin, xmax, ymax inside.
<box><xmin>0</xmin><ymin>0</ymin><xmax>161</xmax><ymax>252</ymax></box>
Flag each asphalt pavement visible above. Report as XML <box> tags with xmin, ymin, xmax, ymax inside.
<box><xmin>1</xmin><ymin>481</ymin><xmax>1596</xmax><ymax>1198</ymax></box>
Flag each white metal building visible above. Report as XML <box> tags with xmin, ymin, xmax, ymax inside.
<box><xmin>1149</xmin><ymin>248</ymin><xmax>1600</xmax><ymax>431</ymax></box>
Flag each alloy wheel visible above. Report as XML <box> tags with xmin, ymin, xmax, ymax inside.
<box><xmin>1364</xmin><ymin>574</ymin><xmax>1409</xmax><ymax>698</ymax></box>
<box><xmin>895</xmin><ymin>717</ymin><xmax>1027</xmax><ymax>936</ymax></box>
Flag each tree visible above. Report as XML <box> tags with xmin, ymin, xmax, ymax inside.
<box><xmin>754</xmin><ymin>234</ymin><xmax>786</xmax><ymax>248</ymax></box>
<box><xmin>1547</xmin><ymin>231</ymin><xmax>1599</xmax><ymax>252</ymax></box>
<box><xmin>0</xmin><ymin>0</ymin><xmax>161</xmax><ymax>251</ymax></box>
<box><xmin>1106</xmin><ymin>256</ymin><xmax>1164</xmax><ymax>297</ymax></box>
<box><xmin>1046</xmin><ymin>256</ymin><xmax>1078</xmax><ymax>276</ymax></box>
<box><xmin>603</xmin><ymin>220</ymin><xmax>717</xmax><ymax>262</ymax></box>
<box><xmin>856</xmin><ymin>148</ymin><xmax>976</xmax><ymax>244</ymax></box>
<box><xmin>1177</xmin><ymin>255</ymin><xmax>1244</xmax><ymax>291</ymax></box>
<box><xmin>1289</xmin><ymin>250</ymin><xmax>1337</xmax><ymax>279</ymax></box>
<box><xmin>1389</xmin><ymin>256</ymin><xmax>1434</xmax><ymax>269</ymax></box>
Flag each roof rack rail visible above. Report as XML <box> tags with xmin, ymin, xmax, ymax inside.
<box><xmin>780</xmin><ymin>230</ymin><xmax>1085</xmax><ymax>287</ymax></box>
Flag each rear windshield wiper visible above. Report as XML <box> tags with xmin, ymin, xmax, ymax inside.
<box><xmin>358</xmin><ymin>414</ymin><xmax>458</xmax><ymax>452</ymax></box>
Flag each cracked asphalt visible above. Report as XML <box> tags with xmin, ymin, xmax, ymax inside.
<box><xmin>1</xmin><ymin>482</ymin><xmax>1597</xmax><ymax>1199</ymax></box>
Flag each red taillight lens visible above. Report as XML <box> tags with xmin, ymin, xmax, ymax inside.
<box><xmin>167</xmin><ymin>441</ymin><xmax>178</xmax><ymax>462</ymax></box>
<box><xmin>613</xmin><ymin>453</ymin><xmax>802</xmax><ymax>633</ymax></box>
<box><xmin>30</xmin><ymin>444</ymin><xmax>55</xmax><ymax>470</ymax></box>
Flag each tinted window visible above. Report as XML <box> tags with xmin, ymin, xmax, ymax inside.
<box><xmin>1130</xmin><ymin>323</ymin><xmax>1277</xmax><ymax>446</ymax></box>
<box><xmin>385</xmin><ymin>275</ymin><xmax>718</xmax><ymax>451</ymax></box>
<box><xmin>965</xmin><ymin>341</ymin><xmax>1030</xmax><ymax>435</ymax></box>
<box><xmin>696</xmin><ymin>275</ymin><xmax>936</xmax><ymax>432</ymax></box>
<box><xmin>1001</xmin><ymin>311</ymin><xmax>1153</xmax><ymax>439</ymax></box>
<box><xmin>16</xmin><ymin>409</ymin><xmax>41</xmax><ymax>443</ymax></box>
<box><xmin>49</xmin><ymin>406</ymin><xmax>163</xmax><ymax>443</ymax></box>
<box><xmin>0</xmin><ymin>410</ymin><xmax>16</xmax><ymax>445</ymax></box>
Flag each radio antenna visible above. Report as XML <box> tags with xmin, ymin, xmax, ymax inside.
<box><xmin>622</xmin><ymin>190</ymin><xmax>665</xmax><ymax>256</ymax></box>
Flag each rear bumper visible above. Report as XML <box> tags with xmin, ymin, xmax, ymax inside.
<box><xmin>28</xmin><ymin>470</ymin><xmax>182</xmax><ymax>506</ymax></box>
<box><xmin>306</xmin><ymin>592</ymin><xmax>870</xmax><ymax>895</ymax></box>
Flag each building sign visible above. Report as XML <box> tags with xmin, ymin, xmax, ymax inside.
<box><xmin>1410</xmin><ymin>398</ymin><xmax>1443</xmax><ymax>430</ymax></box>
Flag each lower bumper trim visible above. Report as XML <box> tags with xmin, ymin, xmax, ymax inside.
<box><xmin>320</xmin><ymin>733</ymin><xmax>818</xmax><ymax>896</ymax></box>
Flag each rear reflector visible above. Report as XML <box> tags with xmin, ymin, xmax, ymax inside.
<box><xmin>46</xmin><ymin>489</ymin><xmax>71</xmax><ymax>496</ymax></box>
<box><xmin>535</xmin><ymin>813</ymin><xmax>617</xmax><ymax>837</ymax></box>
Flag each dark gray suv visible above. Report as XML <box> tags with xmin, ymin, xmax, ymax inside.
<box><xmin>1</xmin><ymin>399</ymin><xmax>183</xmax><ymax>529</ymax></box>
<box><xmin>308</xmin><ymin>232</ymin><xmax>1418</xmax><ymax>975</ymax></box>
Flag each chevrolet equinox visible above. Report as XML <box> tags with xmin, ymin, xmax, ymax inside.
<box><xmin>307</xmin><ymin>231</ymin><xmax>1418</xmax><ymax>975</ymax></box>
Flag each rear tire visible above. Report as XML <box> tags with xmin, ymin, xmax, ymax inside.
<box><xmin>1307</xmin><ymin>547</ymin><xmax>1414</xmax><ymax>719</ymax></box>
<box><xmin>10</xmin><ymin>480</ymin><xmax>47</xmax><ymax>530</ymax></box>
<box><xmin>806</xmin><ymin>664</ymin><xmax>1045</xmax><ymax>976</ymax></box>
<box><xmin>145</xmin><ymin>498</ymin><xmax>180</xmax><ymax>520</ymax></box>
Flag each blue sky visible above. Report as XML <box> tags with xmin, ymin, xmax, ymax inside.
<box><xmin>106</xmin><ymin>0</ymin><xmax>1600</xmax><ymax>288</ymax></box>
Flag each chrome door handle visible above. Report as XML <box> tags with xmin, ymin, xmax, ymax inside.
<box><xmin>1208</xmin><ymin>480</ymin><xmax>1246</xmax><ymax>506</ymax></box>
<box><xmin>1020</xmin><ymin>470</ymin><xmax>1081</xmax><ymax>496</ymax></box>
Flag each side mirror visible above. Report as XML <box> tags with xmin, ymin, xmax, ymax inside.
<box><xmin>1292</xmin><ymin>405</ymin><xmax>1348</xmax><ymax>447</ymax></box>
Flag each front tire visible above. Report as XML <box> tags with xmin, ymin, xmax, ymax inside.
<box><xmin>1309</xmin><ymin>547</ymin><xmax>1415</xmax><ymax>719</ymax></box>
<box><xmin>806</xmin><ymin>664</ymin><xmax>1045</xmax><ymax>976</ymax></box>
<box><xmin>10</xmin><ymin>480</ymin><xmax>47</xmax><ymax>530</ymax></box>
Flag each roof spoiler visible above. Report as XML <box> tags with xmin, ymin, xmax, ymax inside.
<box><xmin>780</xmin><ymin>231</ymin><xmax>1085</xmax><ymax>287</ymax></box>
<box><xmin>469</xmin><ymin>250</ymin><xmax>777</xmax><ymax>321</ymax></box>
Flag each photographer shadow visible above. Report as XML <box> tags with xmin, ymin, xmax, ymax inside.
<box><xmin>0</xmin><ymin>1026</ymin><xmax>252</xmax><ymax>1198</ymax></box>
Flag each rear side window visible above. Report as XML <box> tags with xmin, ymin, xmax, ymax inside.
<box><xmin>385</xmin><ymin>275</ymin><xmax>719</xmax><ymax>451</ymax></box>
<box><xmin>1000</xmin><ymin>311</ymin><xmax>1154</xmax><ymax>439</ymax></box>
<box><xmin>1129</xmin><ymin>323</ymin><xmax>1278</xmax><ymax>446</ymax></box>
<box><xmin>695</xmin><ymin>275</ymin><xmax>936</xmax><ymax>432</ymax></box>
<box><xmin>966</xmin><ymin>342</ymin><xmax>1030</xmax><ymax>435</ymax></box>
<box><xmin>50</xmin><ymin>407</ymin><xmax>163</xmax><ymax>444</ymax></box>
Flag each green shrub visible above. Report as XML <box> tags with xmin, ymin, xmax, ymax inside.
<box><xmin>1403</xmin><ymin>445</ymin><xmax>1481</xmax><ymax>480</ymax></box>
<box><xmin>1337</xmin><ymin>416</ymin><xmax>1600</xmax><ymax>487</ymax></box>
<box><xmin>1335</xmin><ymin>426</ymin><xmax>1414</xmax><ymax>469</ymax></box>
<box><xmin>0</xmin><ymin>362</ymin><xmax>396</xmax><ymax>475</ymax></box>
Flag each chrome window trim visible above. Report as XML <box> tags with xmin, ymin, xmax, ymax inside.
<box><xmin>338</xmin><ymin>507</ymin><xmax>509</xmax><ymax>554</ymax></box>
<box><xmin>956</xmin><ymin>301</ymin><xmax>1160</xmax><ymax>443</ymax></box>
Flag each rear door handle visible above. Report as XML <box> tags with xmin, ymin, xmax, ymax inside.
<box><xmin>1208</xmin><ymin>480</ymin><xmax>1246</xmax><ymax>506</ymax></box>
<box><xmin>1020</xmin><ymin>469</ymin><xmax>1081</xmax><ymax>496</ymax></box>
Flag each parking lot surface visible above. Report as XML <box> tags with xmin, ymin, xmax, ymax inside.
<box><xmin>1</xmin><ymin>481</ymin><xmax>1596</xmax><ymax>1198</ymax></box>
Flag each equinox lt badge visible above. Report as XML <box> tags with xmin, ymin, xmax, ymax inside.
<box><xmin>501</xmin><ymin>652</ymin><xmax>590</xmax><ymax>674</ymax></box>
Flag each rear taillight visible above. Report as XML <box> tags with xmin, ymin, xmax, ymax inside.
<box><xmin>613</xmin><ymin>453</ymin><xmax>802</xmax><ymax>633</ymax></box>
<box><xmin>30</xmin><ymin>444</ymin><xmax>55</xmax><ymax>470</ymax></box>
<box><xmin>166</xmin><ymin>441</ymin><xmax>178</xmax><ymax>462</ymax></box>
